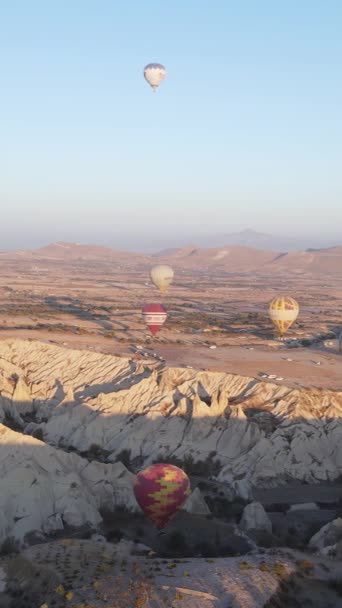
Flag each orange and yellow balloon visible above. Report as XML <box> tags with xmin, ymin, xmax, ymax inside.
<box><xmin>269</xmin><ymin>296</ymin><xmax>299</xmax><ymax>337</ymax></box>
<box><xmin>133</xmin><ymin>463</ymin><xmax>191</xmax><ymax>529</ymax></box>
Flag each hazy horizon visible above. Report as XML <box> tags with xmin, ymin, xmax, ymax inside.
<box><xmin>0</xmin><ymin>227</ymin><xmax>341</xmax><ymax>254</ymax></box>
<box><xmin>1</xmin><ymin>1</ymin><xmax>341</xmax><ymax>243</ymax></box>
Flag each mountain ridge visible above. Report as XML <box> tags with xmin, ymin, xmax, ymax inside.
<box><xmin>0</xmin><ymin>240</ymin><xmax>341</xmax><ymax>276</ymax></box>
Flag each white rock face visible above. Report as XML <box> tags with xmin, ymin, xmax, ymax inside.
<box><xmin>0</xmin><ymin>424</ymin><xmax>136</xmax><ymax>545</ymax></box>
<box><xmin>309</xmin><ymin>518</ymin><xmax>342</xmax><ymax>551</ymax></box>
<box><xmin>232</xmin><ymin>480</ymin><xmax>253</xmax><ymax>502</ymax></box>
<box><xmin>289</xmin><ymin>503</ymin><xmax>319</xmax><ymax>511</ymax></box>
<box><xmin>183</xmin><ymin>488</ymin><xmax>210</xmax><ymax>516</ymax></box>
<box><xmin>0</xmin><ymin>338</ymin><xmax>341</xmax><ymax>513</ymax></box>
<box><xmin>240</xmin><ymin>502</ymin><xmax>272</xmax><ymax>534</ymax></box>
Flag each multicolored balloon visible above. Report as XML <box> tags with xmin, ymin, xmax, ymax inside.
<box><xmin>133</xmin><ymin>463</ymin><xmax>191</xmax><ymax>529</ymax></box>
<box><xmin>144</xmin><ymin>63</ymin><xmax>166</xmax><ymax>91</ymax></box>
<box><xmin>149</xmin><ymin>264</ymin><xmax>174</xmax><ymax>293</ymax></box>
<box><xmin>142</xmin><ymin>303</ymin><xmax>167</xmax><ymax>336</ymax></box>
<box><xmin>269</xmin><ymin>296</ymin><xmax>299</xmax><ymax>337</ymax></box>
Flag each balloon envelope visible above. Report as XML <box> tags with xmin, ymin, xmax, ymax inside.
<box><xmin>149</xmin><ymin>264</ymin><xmax>174</xmax><ymax>293</ymax></box>
<box><xmin>144</xmin><ymin>63</ymin><xmax>166</xmax><ymax>90</ymax></box>
<box><xmin>133</xmin><ymin>463</ymin><xmax>191</xmax><ymax>529</ymax></box>
<box><xmin>269</xmin><ymin>297</ymin><xmax>299</xmax><ymax>336</ymax></box>
<box><xmin>142</xmin><ymin>303</ymin><xmax>167</xmax><ymax>335</ymax></box>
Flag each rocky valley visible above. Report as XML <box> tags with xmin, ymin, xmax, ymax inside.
<box><xmin>0</xmin><ymin>339</ymin><xmax>341</xmax><ymax>606</ymax></box>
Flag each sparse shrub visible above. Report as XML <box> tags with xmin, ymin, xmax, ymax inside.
<box><xmin>175</xmin><ymin>592</ymin><xmax>184</xmax><ymax>600</ymax></box>
<box><xmin>271</xmin><ymin>562</ymin><xmax>288</xmax><ymax>579</ymax></box>
<box><xmin>32</xmin><ymin>427</ymin><xmax>44</xmax><ymax>440</ymax></box>
<box><xmin>296</xmin><ymin>559</ymin><xmax>314</xmax><ymax>574</ymax></box>
<box><xmin>166</xmin><ymin>531</ymin><xmax>187</xmax><ymax>554</ymax></box>
<box><xmin>239</xmin><ymin>560</ymin><xmax>253</xmax><ymax>571</ymax></box>
<box><xmin>116</xmin><ymin>449</ymin><xmax>132</xmax><ymax>468</ymax></box>
<box><xmin>134</xmin><ymin>526</ymin><xmax>144</xmax><ymax>538</ymax></box>
<box><xmin>328</xmin><ymin>578</ymin><xmax>342</xmax><ymax>597</ymax></box>
<box><xmin>0</xmin><ymin>536</ymin><xmax>19</xmax><ymax>555</ymax></box>
<box><xmin>104</xmin><ymin>330</ymin><xmax>116</xmax><ymax>339</ymax></box>
<box><xmin>194</xmin><ymin>541</ymin><xmax>217</xmax><ymax>558</ymax></box>
<box><xmin>248</xmin><ymin>529</ymin><xmax>278</xmax><ymax>548</ymax></box>
<box><xmin>204</xmin><ymin>495</ymin><xmax>242</xmax><ymax>520</ymax></box>
<box><xmin>265</xmin><ymin>503</ymin><xmax>288</xmax><ymax>513</ymax></box>
<box><xmin>302</xmin><ymin>522</ymin><xmax>325</xmax><ymax>544</ymax></box>
<box><xmin>105</xmin><ymin>528</ymin><xmax>124</xmax><ymax>542</ymax></box>
<box><xmin>88</xmin><ymin>443</ymin><xmax>109</xmax><ymax>460</ymax></box>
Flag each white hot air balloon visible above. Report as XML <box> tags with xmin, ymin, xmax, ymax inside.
<box><xmin>144</xmin><ymin>63</ymin><xmax>166</xmax><ymax>91</ymax></box>
<box><xmin>150</xmin><ymin>264</ymin><xmax>174</xmax><ymax>293</ymax></box>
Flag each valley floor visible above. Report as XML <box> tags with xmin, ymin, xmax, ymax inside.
<box><xmin>0</xmin><ymin>328</ymin><xmax>341</xmax><ymax>390</ymax></box>
<box><xmin>1</xmin><ymin>539</ymin><xmax>342</xmax><ymax>608</ymax></box>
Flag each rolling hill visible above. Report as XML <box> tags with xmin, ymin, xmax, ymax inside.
<box><xmin>154</xmin><ymin>245</ymin><xmax>342</xmax><ymax>276</ymax></box>
<box><xmin>33</xmin><ymin>241</ymin><xmax>144</xmax><ymax>262</ymax></box>
<box><xmin>0</xmin><ymin>241</ymin><xmax>341</xmax><ymax>276</ymax></box>
<box><xmin>264</xmin><ymin>247</ymin><xmax>342</xmax><ymax>276</ymax></box>
<box><xmin>155</xmin><ymin>245</ymin><xmax>277</xmax><ymax>271</ymax></box>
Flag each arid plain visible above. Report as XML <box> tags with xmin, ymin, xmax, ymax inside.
<box><xmin>0</xmin><ymin>241</ymin><xmax>341</xmax><ymax>390</ymax></box>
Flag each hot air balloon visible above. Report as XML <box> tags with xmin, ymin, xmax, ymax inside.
<box><xmin>133</xmin><ymin>463</ymin><xmax>191</xmax><ymax>529</ymax></box>
<box><xmin>269</xmin><ymin>296</ymin><xmax>299</xmax><ymax>338</ymax></box>
<box><xmin>142</xmin><ymin>303</ymin><xmax>167</xmax><ymax>336</ymax></box>
<box><xmin>150</xmin><ymin>264</ymin><xmax>174</xmax><ymax>293</ymax></box>
<box><xmin>143</xmin><ymin>63</ymin><xmax>166</xmax><ymax>91</ymax></box>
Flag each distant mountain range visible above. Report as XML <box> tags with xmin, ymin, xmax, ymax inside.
<box><xmin>154</xmin><ymin>244</ymin><xmax>342</xmax><ymax>276</ymax></box>
<box><xmin>1</xmin><ymin>240</ymin><xmax>342</xmax><ymax>277</ymax></box>
<box><xmin>34</xmin><ymin>242</ymin><xmax>142</xmax><ymax>262</ymax></box>
<box><xmin>178</xmin><ymin>229</ymin><xmax>342</xmax><ymax>252</ymax></box>
<box><xmin>110</xmin><ymin>229</ymin><xmax>340</xmax><ymax>253</ymax></box>
<box><xmin>0</xmin><ymin>229</ymin><xmax>340</xmax><ymax>254</ymax></box>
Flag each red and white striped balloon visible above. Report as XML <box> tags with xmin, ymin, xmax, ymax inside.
<box><xmin>142</xmin><ymin>303</ymin><xmax>167</xmax><ymax>336</ymax></box>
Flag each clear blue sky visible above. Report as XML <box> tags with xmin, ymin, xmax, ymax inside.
<box><xmin>1</xmin><ymin>0</ymin><xmax>341</xmax><ymax>249</ymax></box>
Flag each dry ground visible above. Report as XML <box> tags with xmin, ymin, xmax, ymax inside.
<box><xmin>0</xmin><ymin>253</ymin><xmax>341</xmax><ymax>390</ymax></box>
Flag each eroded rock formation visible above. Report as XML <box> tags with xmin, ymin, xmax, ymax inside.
<box><xmin>0</xmin><ymin>339</ymin><xmax>341</xmax><ymax>544</ymax></box>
